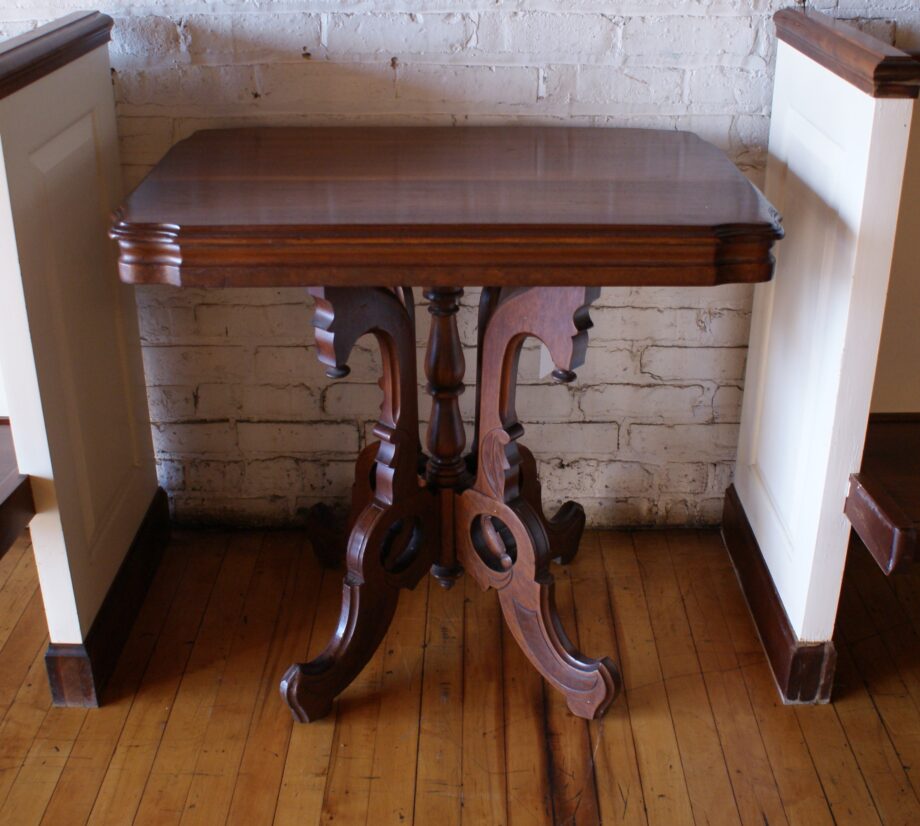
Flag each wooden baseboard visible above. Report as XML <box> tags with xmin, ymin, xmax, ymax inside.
<box><xmin>721</xmin><ymin>485</ymin><xmax>836</xmax><ymax>703</ymax></box>
<box><xmin>45</xmin><ymin>487</ymin><xmax>170</xmax><ymax>707</ymax></box>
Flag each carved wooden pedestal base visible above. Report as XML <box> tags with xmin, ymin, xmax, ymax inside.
<box><xmin>281</xmin><ymin>286</ymin><xmax>621</xmax><ymax>722</ymax></box>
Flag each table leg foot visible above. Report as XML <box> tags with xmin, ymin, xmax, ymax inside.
<box><xmin>459</xmin><ymin>284</ymin><xmax>621</xmax><ymax>719</ymax></box>
<box><xmin>457</xmin><ymin>491</ymin><xmax>621</xmax><ymax>719</ymax></box>
<box><xmin>302</xmin><ymin>503</ymin><xmax>347</xmax><ymax>568</ymax></box>
<box><xmin>282</xmin><ymin>496</ymin><xmax>435</xmax><ymax>722</ymax></box>
<box><xmin>518</xmin><ymin>445</ymin><xmax>586</xmax><ymax>564</ymax></box>
<box><xmin>280</xmin><ymin>670</ymin><xmax>332</xmax><ymax>722</ymax></box>
<box><xmin>280</xmin><ymin>583</ymin><xmax>397</xmax><ymax>723</ymax></box>
<box><xmin>284</xmin><ymin>286</ymin><xmax>432</xmax><ymax>722</ymax></box>
<box><xmin>498</xmin><ymin>559</ymin><xmax>621</xmax><ymax>719</ymax></box>
<box><xmin>301</xmin><ymin>440</ymin><xmax>379</xmax><ymax>568</ymax></box>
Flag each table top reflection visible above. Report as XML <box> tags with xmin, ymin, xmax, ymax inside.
<box><xmin>111</xmin><ymin>126</ymin><xmax>782</xmax><ymax>288</ymax></box>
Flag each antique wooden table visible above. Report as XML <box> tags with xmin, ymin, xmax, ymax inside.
<box><xmin>111</xmin><ymin>127</ymin><xmax>782</xmax><ymax>722</ymax></box>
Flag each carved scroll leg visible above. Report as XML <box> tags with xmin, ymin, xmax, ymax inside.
<box><xmin>282</xmin><ymin>496</ymin><xmax>433</xmax><ymax>721</ymax></box>
<box><xmin>281</xmin><ymin>537</ymin><xmax>398</xmax><ymax>721</ymax></box>
<box><xmin>301</xmin><ymin>442</ymin><xmax>378</xmax><ymax>568</ymax></box>
<box><xmin>283</xmin><ymin>286</ymin><xmax>432</xmax><ymax>722</ymax></box>
<box><xmin>474</xmin><ymin>287</ymin><xmax>593</xmax><ymax>565</ymax></box>
<box><xmin>517</xmin><ymin>444</ymin><xmax>586</xmax><ymax>565</ymax></box>
<box><xmin>463</xmin><ymin>284</ymin><xmax>617</xmax><ymax>717</ymax></box>
<box><xmin>302</xmin><ymin>504</ymin><xmax>346</xmax><ymax>568</ymax></box>
<box><xmin>498</xmin><ymin>571</ymin><xmax>621</xmax><ymax>719</ymax></box>
<box><xmin>457</xmin><ymin>493</ymin><xmax>621</xmax><ymax>720</ymax></box>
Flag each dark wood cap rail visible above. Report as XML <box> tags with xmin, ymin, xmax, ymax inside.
<box><xmin>844</xmin><ymin>413</ymin><xmax>920</xmax><ymax>575</ymax></box>
<box><xmin>0</xmin><ymin>11</ymin><xmax>113</xmax><ymax>101</ymax></box>
<box><xmin>775</xmin><ymin>8</ymin><xmax>920</xmax><ymax>98</ymax></box>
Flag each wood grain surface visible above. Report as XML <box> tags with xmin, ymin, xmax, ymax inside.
<box><xmin>0</xmin><ymin>11</ymin><xmax>113</xmax><ymax>101</ymax></box>
<box><xmin>845</xmin><ymin>414</ymin><xmax>920</xmax><ymax>575</ymax></box>
<box><xmin>111</xmin><ymin>126</ymin><xmax>782</xmax><ymax>287</ymax></box>
<box><xmin>775</xmin><ymin>8</ymin><xmax>920</xmax><ymax>99</ymax></box>
<box><xmin>1</xmin><ymin>528</ymin><xmax>918</xmax><ymax>824</ymax></box>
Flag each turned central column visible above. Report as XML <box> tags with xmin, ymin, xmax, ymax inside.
<box><xmin>424</xmin><ymin>287</ymin><xmax>467</xmax><ymax>487</ymax></box>
<box><xmin>423</xmin><ymin>286</ymin><xmax>467</xmax><ymax>587</ymax></box>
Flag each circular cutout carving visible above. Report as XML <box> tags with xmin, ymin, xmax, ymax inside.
<box><xmin>380</xmin><ymin>517</ymin><xmax>423</xmax><ymax>574</ymax></box>
<box><xmin>470</xmin><ymin>515</ymin><xmax>517</xmax><ymax>572</ymax></box>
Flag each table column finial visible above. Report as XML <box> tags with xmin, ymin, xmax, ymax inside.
<box><xmin>423</xmin><ymin>286</ymin><xmax>469</xmax><ymax>589</ymax></box>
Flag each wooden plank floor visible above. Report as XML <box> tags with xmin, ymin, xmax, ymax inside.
<box><xmin>0</xmin><ymin>528</ymin><xmax>918</xmax><ymax>825</ymax></box>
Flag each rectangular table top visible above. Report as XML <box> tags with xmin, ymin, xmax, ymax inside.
<box><xmin>111</xmin><ymin>126</ymin><xmax>782</xmax><ymax>288</ymax></box>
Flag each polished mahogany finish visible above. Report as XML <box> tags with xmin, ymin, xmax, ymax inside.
<box><xmin>424</xmin><ymin>287</ymin><xmax>468</xmax><ymax>489</ymax></box>
<box><xmin>112</xmin><ymin>126</ymin><xmax>782</xmax><ymax>723</ymax></box>
<box><xmin>474</xmin><ymin>289</ymin><xmax>587</xmax><ymax>567</ymax></box>
<box><xmin>845</xmin><ymin>413</ymin><xmax>920</xmax><ymax>575</ymax></box>
<box><xmin>111</xmin><ymin>127</ymin><xmax>782</xmax><ymax>288</ymax></box>
<box><xmin>424</xmin><ymin>287</ymin><xmax>469</xmax><ymax>589</ymax></box>
<box><xmin>455</xmin><ymin>285</ymin><xmax>620</xmax><ymax>718</ymax></box>
<box><xmin>775</xmin><ymin>9</ymin><xmax>920</xmax><ymax>99</ymax></box>
<box><xmin>281</xmin><ymin>286</ymin><xmax>437</xmax><ymax>722</ymax></box>
<box><xmin>0</xmin><ymin>11</ymin><xmax>113</xmax><ymax>100</ymax></box>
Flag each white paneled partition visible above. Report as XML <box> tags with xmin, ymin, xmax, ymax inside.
<box><xmin>0</xmin><ymin>17</ymin><xmax>158</xmax><ymax>653</ymax></box>
<box><xmin>734</xmin><ymin>33</ymin><xmax>916</xmax><ymax>651</ymax></box>
<box><xmin>871</xmin><ymin>101</ymin><xmax>920</xmax><ymax>414</ymax></box>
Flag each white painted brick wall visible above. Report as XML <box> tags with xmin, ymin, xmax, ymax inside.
<box><xmin>0</xmin><ymin>1</ymin><xmax>914</xmax><ymax>526</ymax></box>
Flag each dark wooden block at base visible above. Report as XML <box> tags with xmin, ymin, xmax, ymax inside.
<box><xmin>844</xmin><ymin>413</ymin><xmax>920</xmax><ymax>576</ymax></box>
<box><xmin>45</xmin><ymin>487</ymin><xmax>170</xmax><ymax>707</ymax></box>
<box><xmin>722</xmin><ymin>485</ymin><xmax>836</xmax><ymax>703</ymax></box>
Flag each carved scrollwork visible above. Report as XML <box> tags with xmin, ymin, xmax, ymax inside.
<box><xmin>517</xmin><ymin>444</ymin><xmax>586</xmax><ymax>565</ymax></box>
<box><xmin>456</xmin><ymin>487</ymin><xmax>620</xmax><ymax>719</ymax></box>
<box><xmin>472</xmin><ymin>286</ymin><xmax>598</xmax><ymax>501</ymax></box>
<box><xmin>309</xmin><ymin>287</ymin><xmax>419</xmax><ymax>506</ymax></box>
<box><xmin>380</xmin><ymin>515</ymin><xmax>424</xmax><ymax>575</ymax></box>
<box><xmin>479</xmin><ymin>428</ymin><xmax>512</xmax><ymax>501</ymax></box>
<box><xmin>471</xmin><ymin>286</ymin><xmax>597</xmax><ymax>562</ymax></box>
<box><xmin>285</xmin><ymin>283</ymin><xmax>618</xmax><ymax>724</ymax></box>
<box><xmin>282</xmin><ymin>287</ymin><xmax>436</xmax><ymax>722</ymax></box>
<box><xmin>455</xmin><ymin>285</ymin><xmax>619</xmax><ymax>720</ymax></box>
<box><xmin>470</xmin><ymin>513</ymin><xmax>516</xmax><ymax>573</ymax></box>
